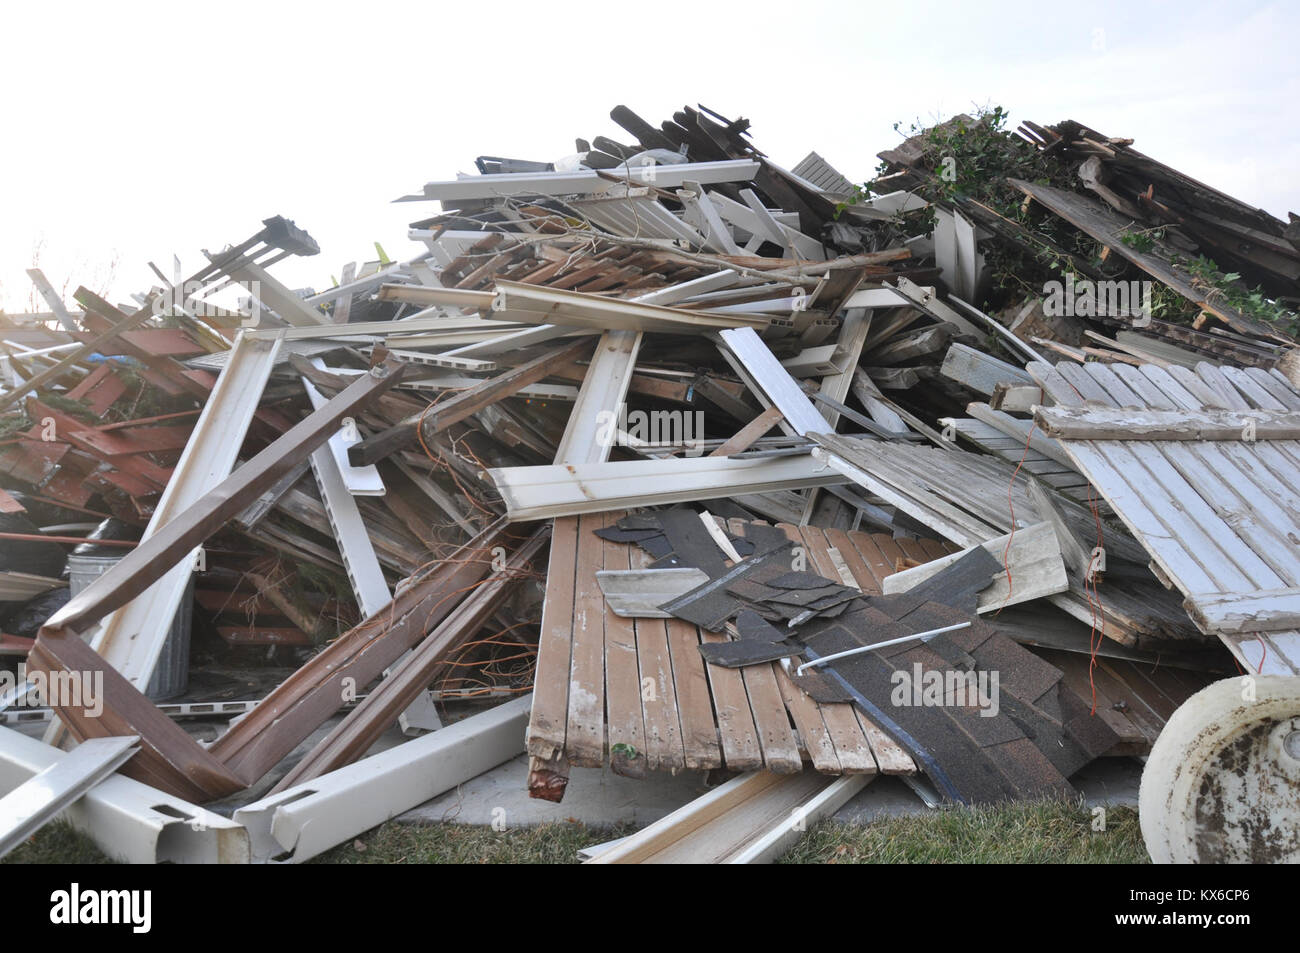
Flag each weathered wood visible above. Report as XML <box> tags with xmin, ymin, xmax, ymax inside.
<box><xmin>710</xmin><ymin>407</ymin><xmax>786</xmax><ymax>457</ymax></box>
<box><xmin>40</xmin><ymin>359</ymin><xmax>405</xmax><ymax>640</ymax></box>
<box><xmin>1186</xmin><ymin>589</ymin><xmax>1300</xmax><ymax>635</ymax></box>
<box><xmin>881</xmin><ymin>522</ymin><xmax>1068</xmax><ymax>612</ymax></box>
<box><xmin>990</xmin><ymin>382</ymin><xmax>1046</xmax><ymax>413</ymax></box>
<box><xmin>350</xmin><ymin>338</ymin><xmax>593</xmax><ymax>466</ymax></box>
<box><xmin>272</xmin><ymin>527</ymin><xmax>550</xmax><ymax>788</ymax></box>
<box><xmin>1011</xmin><ymin>179</ymin><xmax>1289</xmax><ymax>342</ymax></box>
<box><xmin>1035</xmin><ymin>405</ymin><xmax>1300</xmax><ymax>441</ymax></box>
<box><xmin>966</xmin><ymin>402</ymin><xmax>1077</xmax><ymax>470</ymax></box>
<box><xmin>869</xmin><ymin>325</ymin><xmax>950</xmax><ymax>365</ymax></box>
<box><xmin>940</xmin><ymin>341</ymin><xmax>1032</xmax><ymax>395</ymax></box>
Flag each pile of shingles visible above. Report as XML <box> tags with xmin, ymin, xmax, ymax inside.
<box><xmin>0</xmin><ymin>103</ymin><xmax>1295</xmax><ymax>862</ymax></box>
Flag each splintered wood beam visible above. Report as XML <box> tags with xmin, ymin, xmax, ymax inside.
<box><xmin>1034</xmin><ymin>405</ymin><xmax>1300</xmax><ymax>441</ymax></box>
<box><xmin>39</xmin><ymin>358</ymin><xmax>405</xmax><ymax>640</ymax></box>
<box><xmin>0</xmin><ymin>289</ymin><xmax>159</xmax><ymax>415</ymax></box>
<box><xmin>270</xmin><ymin>525</ymin><xmax>550</xmax><ymax>789</ymax></box>
<box><xmin>709</xmin><ymin>406</ymin><xmax>786</xmax><ymax>457</ymax></box>
<box><xmin>210</xmin><ymin>519</ymin><xmax>515</xmax><ymax>783</ymax></box>
<box><xmin>348</xmin><ymin>338</ymin><xmax>594</xmax><ymax>467</ymax></box>
<box><xmin>1009</xmin><ymin>178</ymin><xmax>1290</xmax><ymax>343</ymax></box>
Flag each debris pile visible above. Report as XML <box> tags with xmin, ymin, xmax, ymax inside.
<box><xmin>1</xmin><ymin>103</ymin><xmax>1297</xmax><ymax>864</ymax></box>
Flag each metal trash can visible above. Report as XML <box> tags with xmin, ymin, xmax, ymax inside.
<box><xmin>68</xmin><ymin>530</ymin><xmax>193</xmax><ymax>701</ymax></box>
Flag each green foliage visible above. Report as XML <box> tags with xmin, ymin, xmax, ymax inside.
<box><xmin>8</xmin><ymin>803</ymin><xmax>1150</xmax><ymax>865</ymax></box>
<box><xmin>315</xmin><ymin>822</ymin><xmax>632</xmax><ymax>865</ymax></box>
<box><xmin>1119</xmin><ymin>227</ymin><xmax>1165</xmax><ymax>254</ymax></box>
<box><xmin>780</xmin><ymin>800</ymin><xmax>1149</xmax><ymax>865</ymax></box>
<box><xmin>37</xmin><ymin>393</ymin><xmax>96</xmax><ymax>421</ymax></box>
<box><xmin>858</xmin><ymin>107</ymin><xmax>1107</xmax><ymax>311</ymax></box>
<box><xmin>2</xmin><ymin>821</ymin><xmax>117</xmax><ymax>864</ymax></box>
<box><xmin>0</xmin><ymin>412</ymin><xmax>32</xmax><ymax>439</ymax></box>
<box><xmin>1180</xmin><ymin>254</ymin><xmax>1299</xmax><ymax>333</ymax></box>
<box><xmin>886</xmin><ymin>106</ymin><xmax>1048</xmax><ymax>211</ymax></box>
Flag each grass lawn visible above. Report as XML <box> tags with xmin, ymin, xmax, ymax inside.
<box><xmin>2</xmin><ymin>799</ymin><xmax>1147</xmax><ymax>864</ymax></box>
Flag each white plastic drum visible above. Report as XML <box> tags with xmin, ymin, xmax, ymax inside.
<box><xmin>1139</xmin><ymin>675</ymin><xmax>1300</xmax><ymax>863</ymax></box>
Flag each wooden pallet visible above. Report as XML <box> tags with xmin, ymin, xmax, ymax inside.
<box><xmin>526</xmin><ymin>512</ymin><xmax>927</xmax><ymax>779</ymax></box>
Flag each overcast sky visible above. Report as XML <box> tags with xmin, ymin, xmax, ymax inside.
<box><xmin>2</xmin><ymin>0</ymin><xmax>1295</xmax><ymax>311</ymax></box>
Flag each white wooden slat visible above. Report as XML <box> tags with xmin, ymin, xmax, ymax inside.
<box><xmin>1103</xmin><ymin>440</ymin><xmax>1282</xmax><ymax>590</ymax></box>
<box><xmin>1220</xmin><ymin>365</ymin><xmax>1286</xmax><ymax>410</ymax></box>
<box><xmin>488</xmin><ymin>454</ymin><xmax>845</xmax><ymax>521</ymax></box>
<box><xmin>1245</xmin><ymin>367</ymin><xmax>1300</xmax><ymax>410</ymax></box>
<box><xmin>403</xmin><ymin>160</ymin><xmax>761</xmax><ymax>202</ymax></box>
<box><xmin>715</xmin><ymin>327</ymin><xmax>831</xmax><ymax>436</ymax></box>
<box><xmin>1164</xmin><ymin>364</ymin><xmax>1233</xmax><ymax>409</ymax></box>
<box><xmin>1106</xmin><ymin>363</ymin><xmax>1175</xmax><ymax>410</ymax></box>
<box><xmin>0</xmin><ymin>735</ymin><xmax>139</xmax><ymax>859</ymax></box>
<box><xmin>553</xmin><ymin>330</ymin><xmax>642</xmax><ymax>465</ymax></box>
<box><xmin>677</xmin><ymin>182</ymin><xmax>743</xmax><ymax>255</ymax></box>
<box><xmin>1221</xmin><ymin>631</ymin><xmax>1300</xmax><ymax>675</ymax></box>
<box><xmin>1194</xmin><ymin>363</ymin><xmax>1253</xmax><ymax>410</ymax></box>
<box><xmin>1137</xmin><ymin>368</ymin><xmax>1300</xmax><ymax>583</ymax></box>
<box><xmin>1055</xmin><ymin>361</ymin><xmax>1115</xmax><ymax>404</ymax></box>
<box><xmin>1066</xmin><ymin>363</ymin><xmax>1282</xmax><ymax>592</ymax></box>
<box><xmin>810</xmin><ymin>443</ymin><xmax>996</xmax><ymax>547</ymax></box>
<box><xmin>1188</xmin><ymin>588</ymin><xmax>1300</xmax><ymax>634</ymax></box>
<box><xmin>1051</xmin><ymin>442</ymin><xmax>1224</xmax><ymax>595</ymax></box>
<box><xmin>881</xmin><ymin>522</ymin><xmax>1068</xmax><ymax>612</ymax></box>
<box><xmin>1269</xmin><ymin>367</ymin><xmax>1300</xmax><ymax>393</ymax></box>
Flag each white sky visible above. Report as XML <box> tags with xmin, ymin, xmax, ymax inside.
<box><xmin>2</xmin><ymin>0</ymin><xmax>1296</xmax><ymax>311</ymax></box>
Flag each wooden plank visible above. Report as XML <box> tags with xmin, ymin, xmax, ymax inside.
<box><xmin>526</xmin><ymin>517</ymin><xmax>579</xmax><ymax>761</ymax></box>
<box><xmin>565</xmin><ymin>514</ymin><xmax>610</xmax><ymax>767</ymax></box>
<box><xmin>710</xmin><ymin>406</ymin><xmax>786</xmax><ymax>457</ymax></box>
<box><xmin>881</xmin><ymin>522</ymin><xmax>1068</xmax><ymax>613</ymax></box>
<box><xmin>585</xmin><ymin>770</ymin><xmax>800</xmax><ymax>864</ymax></box>
<box><xmin>966</xmin><ymin>402</ymin><xmax>1077</xmax><ymax>469</ymax></box>
<box><xmin>716</xmin><ymin>327</ymin><xmax>831</xmax><ymax>436</ymax></box>
<box><xmin>1011</xmin><ymin>179</ymin><xmax>1286</xmax><ymax>340</ymax></box>
<box><xmin>350</xmin><ymin>338</ymin><xmax>594</xmax><ymax>466</ymax></box>
<box><xmin>629</xmin><ymin>544</ymin><xmax>686</xmax><ymax>773</ymax></box>
<box><xmin>773</xmin><ymin>665</ymin><xmax>841</xmax><ymax>773</ymax></box>
<box><xmin>1244</xmin><ymin>367</ymin><xmax>1300</xmax><ymax>410</ymax></box>
<box><xmin>697</xmin><ymin>615</ymin><xmax>765</xmax><ymax>771</ymax></box>
<box><xmin>1034</xmin><ymin>405</ymin><xmax>1300</xmax><ymax>441</ymax></box>
<box><xmin>725</xmin><ymin>519</ymin><xmax>804</xmax><ymax>775</ymax></box>
<box><xmin>1194</xmin><ymin>363</ymin><xmax>1253</xmax><ymax>410</ymax></box>
<box><xmin>851</xmin><ymin>707</ymin><xmax>917</xmax><ymax>774</ymax></box>
<box><xmin>600</xmin><ymin>531</ymin><xmax>649</xmax><ymax>776</ymax></box>
<box><xmin>893</xmin><ymin>536</ymin><xmax>931</xmax><ymax>566</ymax></box>
<box><xmin>823</xmin><ymin>528</ymin><xmax>882</xmax><ymax>592</ymax></box>
<box><xmin>792</xmin><ymin>526</ymin><xmax>884</xmax><ymax>774</ymax></box>
<box><xmin>659</xmin><ymin>590</ymin><xmax>724</xmax><ymax>770</ymax></box>
<box><xmin>869</xmin><ymin>325</ymin><xmax>950</xmax><ymax>364</ymax></box>
<box><xmin>1187</xmin><ymin>589</ymin><xmax>1300</xmax><ymax>635</ymax></box>
<box><xmin>940</xmin><ymin>342</ymin><xmax>1033</xmax><ymax>395</ymax></box>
